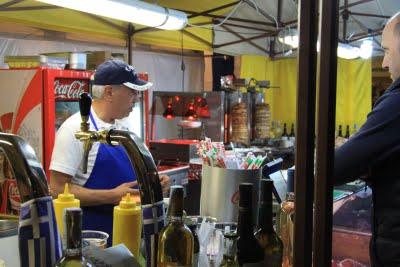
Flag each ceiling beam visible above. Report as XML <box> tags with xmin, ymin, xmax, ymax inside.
<box><xmin>0</xmin><ymin>0</ymin><xmax>25</xmax><ymax>9</ymax></box>
<box><xmin>213</xmin><ymin>19</ymin><xmax>276</xmax><ymax>33</ymax></box>
<box><xmin>349</xmin><ymin>11</ymin><xmax>391</xmax><ymax>19</ymax></box>
<box><xmin>342</xmin><ymin>0</ymin><xmax>349</xmax><ymax>40</ymax></box>
<box><xmin>243</xmin><ymin>0</ymin><xmax>278</xmax><ymax>26</ymax></box>
<box><xmin>276</xmin><ymin>0</ymin><xmax>379</xmax><ymax>29</ymax></box>
<box><xmin>275</xmin><ymin>47</ymin><xmax>298</xmax><ymax>56</ymax></box>
<box><xmin>283</xmin><ymin>19</ymin><xmax>298</xmax><ymax>26</ymax></box>
<box><xmin>218</xmin><ymin>24</ymin><xmax>269</xmax><ymax>53</ymax></box>
<box><xmin>177</xmin><ymin>8</ymin><xmax>276</xmax><ymax>27</ymax></box>
<box><xmin>182</xmin><ymin>29</ymin><xmax>213</xmax><ymax>48</ymax></box>
<box><xmin>0</xmin><ymin>5</ymin><xmax>60</xmax><ymax>11</ymax></box>
<box><xmin>339</xmin><ymin>0</ymin><xmax>374</xmax><ymax>10</ymax></box>
<box><xmin>348</xmin><ymin>27</ymin><xmax>383</xmax><ymax>42</ymax></box>
<box><xmin>214</xmin><ymin>32</ymin><xmax>269</xmax><ymax>48</ymax></box>
<box><xmin>277</xmin><ymin>0</ymin><xmax>283</xmax><ymax>26</ymax></box>
<box><xmin>188</xmin><ymin>1</ymin><xmax>240</xmax><ymax>19</ymax></box>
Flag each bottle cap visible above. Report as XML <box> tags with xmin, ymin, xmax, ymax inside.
<box><xmin>287</xmin><ymin>168</ymin><xmax>295</xmax><ymax>193</ymax></box>
<box><xmin>57</xmin><ymin>183</ymin><xmax>75</xmax><ymax>202</ymax></box>
<box><xmin>239</xmin><ymin>183</ymin><xmax>253</xmax><ymax>208</ymax></box>
<box><xmin>119</xmin><ymin>193</ymin><xmax>137</xmax><ymax>209</ymax></box>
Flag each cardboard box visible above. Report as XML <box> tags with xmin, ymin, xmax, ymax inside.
<box><xmin>87</xmin><ymin>51</ymin><xmax>128</xmax><ymax>70</ymax></box>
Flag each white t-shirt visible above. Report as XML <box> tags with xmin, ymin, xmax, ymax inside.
<box><xmin>49</xmin><ymin>109</ymin><xmax>133</xmax><ymax>186</ymax></box>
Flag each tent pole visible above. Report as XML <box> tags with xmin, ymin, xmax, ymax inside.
<box><xmin>294</xmin><ymin>0</ymin><xmax>318</xmax><ymax>265</ymax></box>
<box><xmin>127</xmin><ymin>23</ymin><xmax>134</xmax><ymax>65</ymax></box>
<box><xmin>314</xmin><ymin>0</ymin><xmax>339</xmax><ymax>265</ymax></box>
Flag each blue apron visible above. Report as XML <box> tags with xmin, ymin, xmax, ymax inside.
<box><xmin>82</xmin><ymin>113</ymin><xmax>137</xmax><ymax>246</ymax></box>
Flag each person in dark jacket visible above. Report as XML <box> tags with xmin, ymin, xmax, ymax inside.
<box><xmin>334</xmin><ymin>12</ymin><xmax>400</xmax><ymax>267</ymax></box>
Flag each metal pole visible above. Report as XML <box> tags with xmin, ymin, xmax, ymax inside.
<box><xmin>342</xmin><ymin>0</ymin><xmax>349</xmax><ymax>41</ymax></box>
<box><xmin>293</xmin><ymin>0</ymin><xmax>318</xmax><ymax>266</ymax></box>
<box><xmin>313</xmin><ymin>0</ymin><xmax>339</xmax><ymax>265</ymax></box>
<box><xmin>127</xmin><ymin>23</ymin><xmax>134</xmax><ymax>65</ymax></box>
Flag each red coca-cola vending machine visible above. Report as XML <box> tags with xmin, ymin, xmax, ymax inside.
<box><xmin>0</xmin><ymin>67</ymin><xmax>92</xmax><ymax>178</ymax></box>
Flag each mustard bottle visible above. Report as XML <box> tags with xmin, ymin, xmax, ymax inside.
<box><xmin>113</xmin><ymin>193</ymin><xmax>142</xmax><ymax>258</ymax></box>
<box><xmin>53</xmin><ymin>183</ymin><xmax>80</xmax><ymax>236</ymax></box>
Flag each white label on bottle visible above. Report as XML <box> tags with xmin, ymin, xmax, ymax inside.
<box><xmin>192</xmin><ymin>253</ymin><xmax>199</xmax><ymax>267</ymax></box>
<box><xmin>243</xmin><ymin>262</ymin><xmax>264</xmax><ymax>267</ymax></box>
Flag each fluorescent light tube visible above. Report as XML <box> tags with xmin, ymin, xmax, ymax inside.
<box><xmin>337</xmin><ymin>43</ymin><xmax>360</xmax><ymax>59</ymax></box>
<box><xmin>278</xmin><ymin>35</ymin><xmax>299</xmax><ymax>49</ymax></box>
<box><xmin>35</xmin><ymin>0</ymin><xmax>187</xmax><ymax>30</ymax></box>
<box><xmin>359</xmin><ymin>38</ymin><xmax>373</xmax><ymax>59</ymax></box>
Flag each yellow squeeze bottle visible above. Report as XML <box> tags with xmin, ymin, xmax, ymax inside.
<box><xmin>53</xmin><ymin>183</ymin><xmax>80</xmax><ymax>236</ymax></box>
<box><xmin>113</xmin><ymin>193</ymin><xmax>142</xmax><ymax>258</ymax></box>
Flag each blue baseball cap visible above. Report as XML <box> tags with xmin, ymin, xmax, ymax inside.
<box><xmin>93</xmin><ymin>59</ymin><xmax>152</xmax><ymax>91</ymax></box>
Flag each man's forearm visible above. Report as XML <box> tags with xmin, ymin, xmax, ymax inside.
<box><xmin>67</xmin><ymin>183</ymin><xmax>116</xmax><ymax>206</ymax></box>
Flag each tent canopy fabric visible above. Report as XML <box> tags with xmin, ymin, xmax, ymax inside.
<box><xmin>0</xmin><ymin>0</ymin><xmax>398</xmax><ymax>55</ymax></box>
<box><xmin>240</xmin><ymin>55</ymin><xmax>372</xmax><ymax>131</ymax></box>
<box><xmin>0</xmin><ymin>0</ymin><xmax>232</xmax><ymax>51</ymax></box>
<box><xmin>214</xmin><ymin>0</ymin><xmax>400</xmax><ymax>56</ymax></box>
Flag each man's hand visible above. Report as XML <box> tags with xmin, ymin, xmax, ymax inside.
<box><xmin>111</xmin><ymin>181</ymin><xmax>139</xmax><ymax>204</ymax></box>
<box><xmin>159</xmin><ymin>175</ymin><xmax>170</xmax><ymax>196</ymax></box>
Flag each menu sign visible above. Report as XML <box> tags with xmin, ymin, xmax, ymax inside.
<box><xmin>54</xmin><ymin>78</ymin><xmax>89</xmax><ymax>100</ymax></box>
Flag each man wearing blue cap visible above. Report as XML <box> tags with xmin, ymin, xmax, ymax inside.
<box><xmin>49</xmin><ymin>60</ymin><xmax>170</xmax><ymax>245</ymax></box>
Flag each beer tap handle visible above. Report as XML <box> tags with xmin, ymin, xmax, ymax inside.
<box><xmin>79</xmin><ymin>92</ymin><xmax>92</xmax><ymax>131</ymax></box>
<box><xmin>78</xmin><ymin>93</ymin><xmax>93</xmax><ymax>174</ymax></box>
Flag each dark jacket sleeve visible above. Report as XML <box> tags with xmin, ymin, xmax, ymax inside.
<box><xmin>334</xmin><ymin>89</ymin><xmax>400</xmax><ymax>185</ymax></box>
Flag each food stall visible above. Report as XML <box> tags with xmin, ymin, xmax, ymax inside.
<box><xmin>0</xmin><ymin>0</ymin><xmax>397</xmax><ymax>266</ymax></box>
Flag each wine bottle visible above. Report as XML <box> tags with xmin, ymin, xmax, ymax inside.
<box><xmin>282</xmin><ymin>123</ymin><xmax>288</xmax><ymax>137</ymax></box>
<box><xmin>220</xmin><ymin>231</ymin><xmax>239</xmax><ymax>267</ymax></box>
<box><xmin>255</xmin><ymin>179</ymin><xmax>283</xmax><ymax>267</ymax></box>
<box><xmin>187</xmin><ymin>223</ymin><xmax>199</xmax><ymax>267</ymax></box>
<box><xmin>345</xmin><ymin>125</ymin><xmax>350</xmax><ymax>138</ymax></box>
<box><xmin>289</xmin><ymin>123</ymin><xmax>295</xmax><ymax>137</ymax></box>
<box><xmin>158</xmin><ymin>186</ymin><xmax>194</xmax><ymax>267</ymax></box>
<box><xmin>236</xmin><ymin>183</ymin><xmax>264</xmax><ymax>266</ymax></box>
<box><xmin>338</xmin><ymin>125</ymin><xmax>343</xmax><ymax>137</ymax></box>
<box><xmin>55</xmin><ymin>208</ymin><xmax>91</xmax><ymax>267</ymax></box>
<box><xmin>280</xmin><ymin>168</ymin><xmax>295</xmax><ymax>267</ymax></box>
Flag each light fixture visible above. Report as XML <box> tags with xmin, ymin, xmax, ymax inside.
<box><xmin>163</xmin><ymin>98</ymin><xmax>175</xmax><ymax>120</ymax></box>
<box><xmin>35</xmin><ymin>0</ymin><xmax>188</xmax><ymax>30</ymax></box>
<box><xmin>197</xmin><ymin>97</ymin><xmax>210</xmax><ymax>118</ymax></box>
<box><xmin>184</xmin><ymin>99</ymin><xmax>197</xmax><ymax>121</ymax></box>
<box><xmin>337</xmin><ymin>43</ymin><xmax>360</xmax><ymax>59</ymax></box>
<box><xmin>359</xmin><ymin>38</ymin><xmax>373</xmax><ymax>59</ymax></box>
<box><xmin>278</xmin><ymin>29</ymin><xmax>299</xmax><ymax>48</ymax></box>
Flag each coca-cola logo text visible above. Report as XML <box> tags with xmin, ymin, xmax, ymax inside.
<box><xmin>54</xmin><ymin>79</ymin><xmax>88</xmax><ymax>100</ymax></box>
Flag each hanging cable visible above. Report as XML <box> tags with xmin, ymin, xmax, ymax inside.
<box><xmin>181</xmin><ymin>29</ymin><xmax>185</xmax><ymax>92</ymax></box>
<box><xmin>187</xmin><ymin>0</ymin><xmax>279</xmax><ymax>31</ymax></box>
<box><xmin>186</xmin><ymin>0</ymin><xmax>244</xmax><ymax>29</ymax></box>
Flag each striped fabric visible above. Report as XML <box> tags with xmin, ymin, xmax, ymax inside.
<box><xmin>18</xmin><ymin>196</ymin><xmax>62</xmax><ymax>267</ymax></box>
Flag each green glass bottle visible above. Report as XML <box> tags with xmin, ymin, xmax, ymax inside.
<box><xmin>255</xmin><ymin>179</ymin><xmax>283</xmax><ymax>267</ymax></box>
<box><xmin>55</xmin><ymin>208</ymin><xmax>92</xmax><ymax>267</ymax></box>
<box><xmin>158</xmin><ymin>186</ymin><xmax>194</xmax><ymax>267</ymax></box>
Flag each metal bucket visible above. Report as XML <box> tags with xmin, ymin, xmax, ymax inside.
<box><xmin>200</xmin><ymin>165</ymin><xmax>261</xmax><ymax>223</ymax></box>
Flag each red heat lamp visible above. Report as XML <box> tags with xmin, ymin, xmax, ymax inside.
<box><xmin>184</xmin><ymin>100</ymin><xmax>197</xmax><ymax>121</ymax></box>
<box><xmin>163</xmin><ymin>98</ymin><xmax>175</xmax><ymax>120</ymax></box>
<box><xmin>197</xmin><ymin>97</ymin><xmax>210</xmax><ymax>118</ymax></box>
